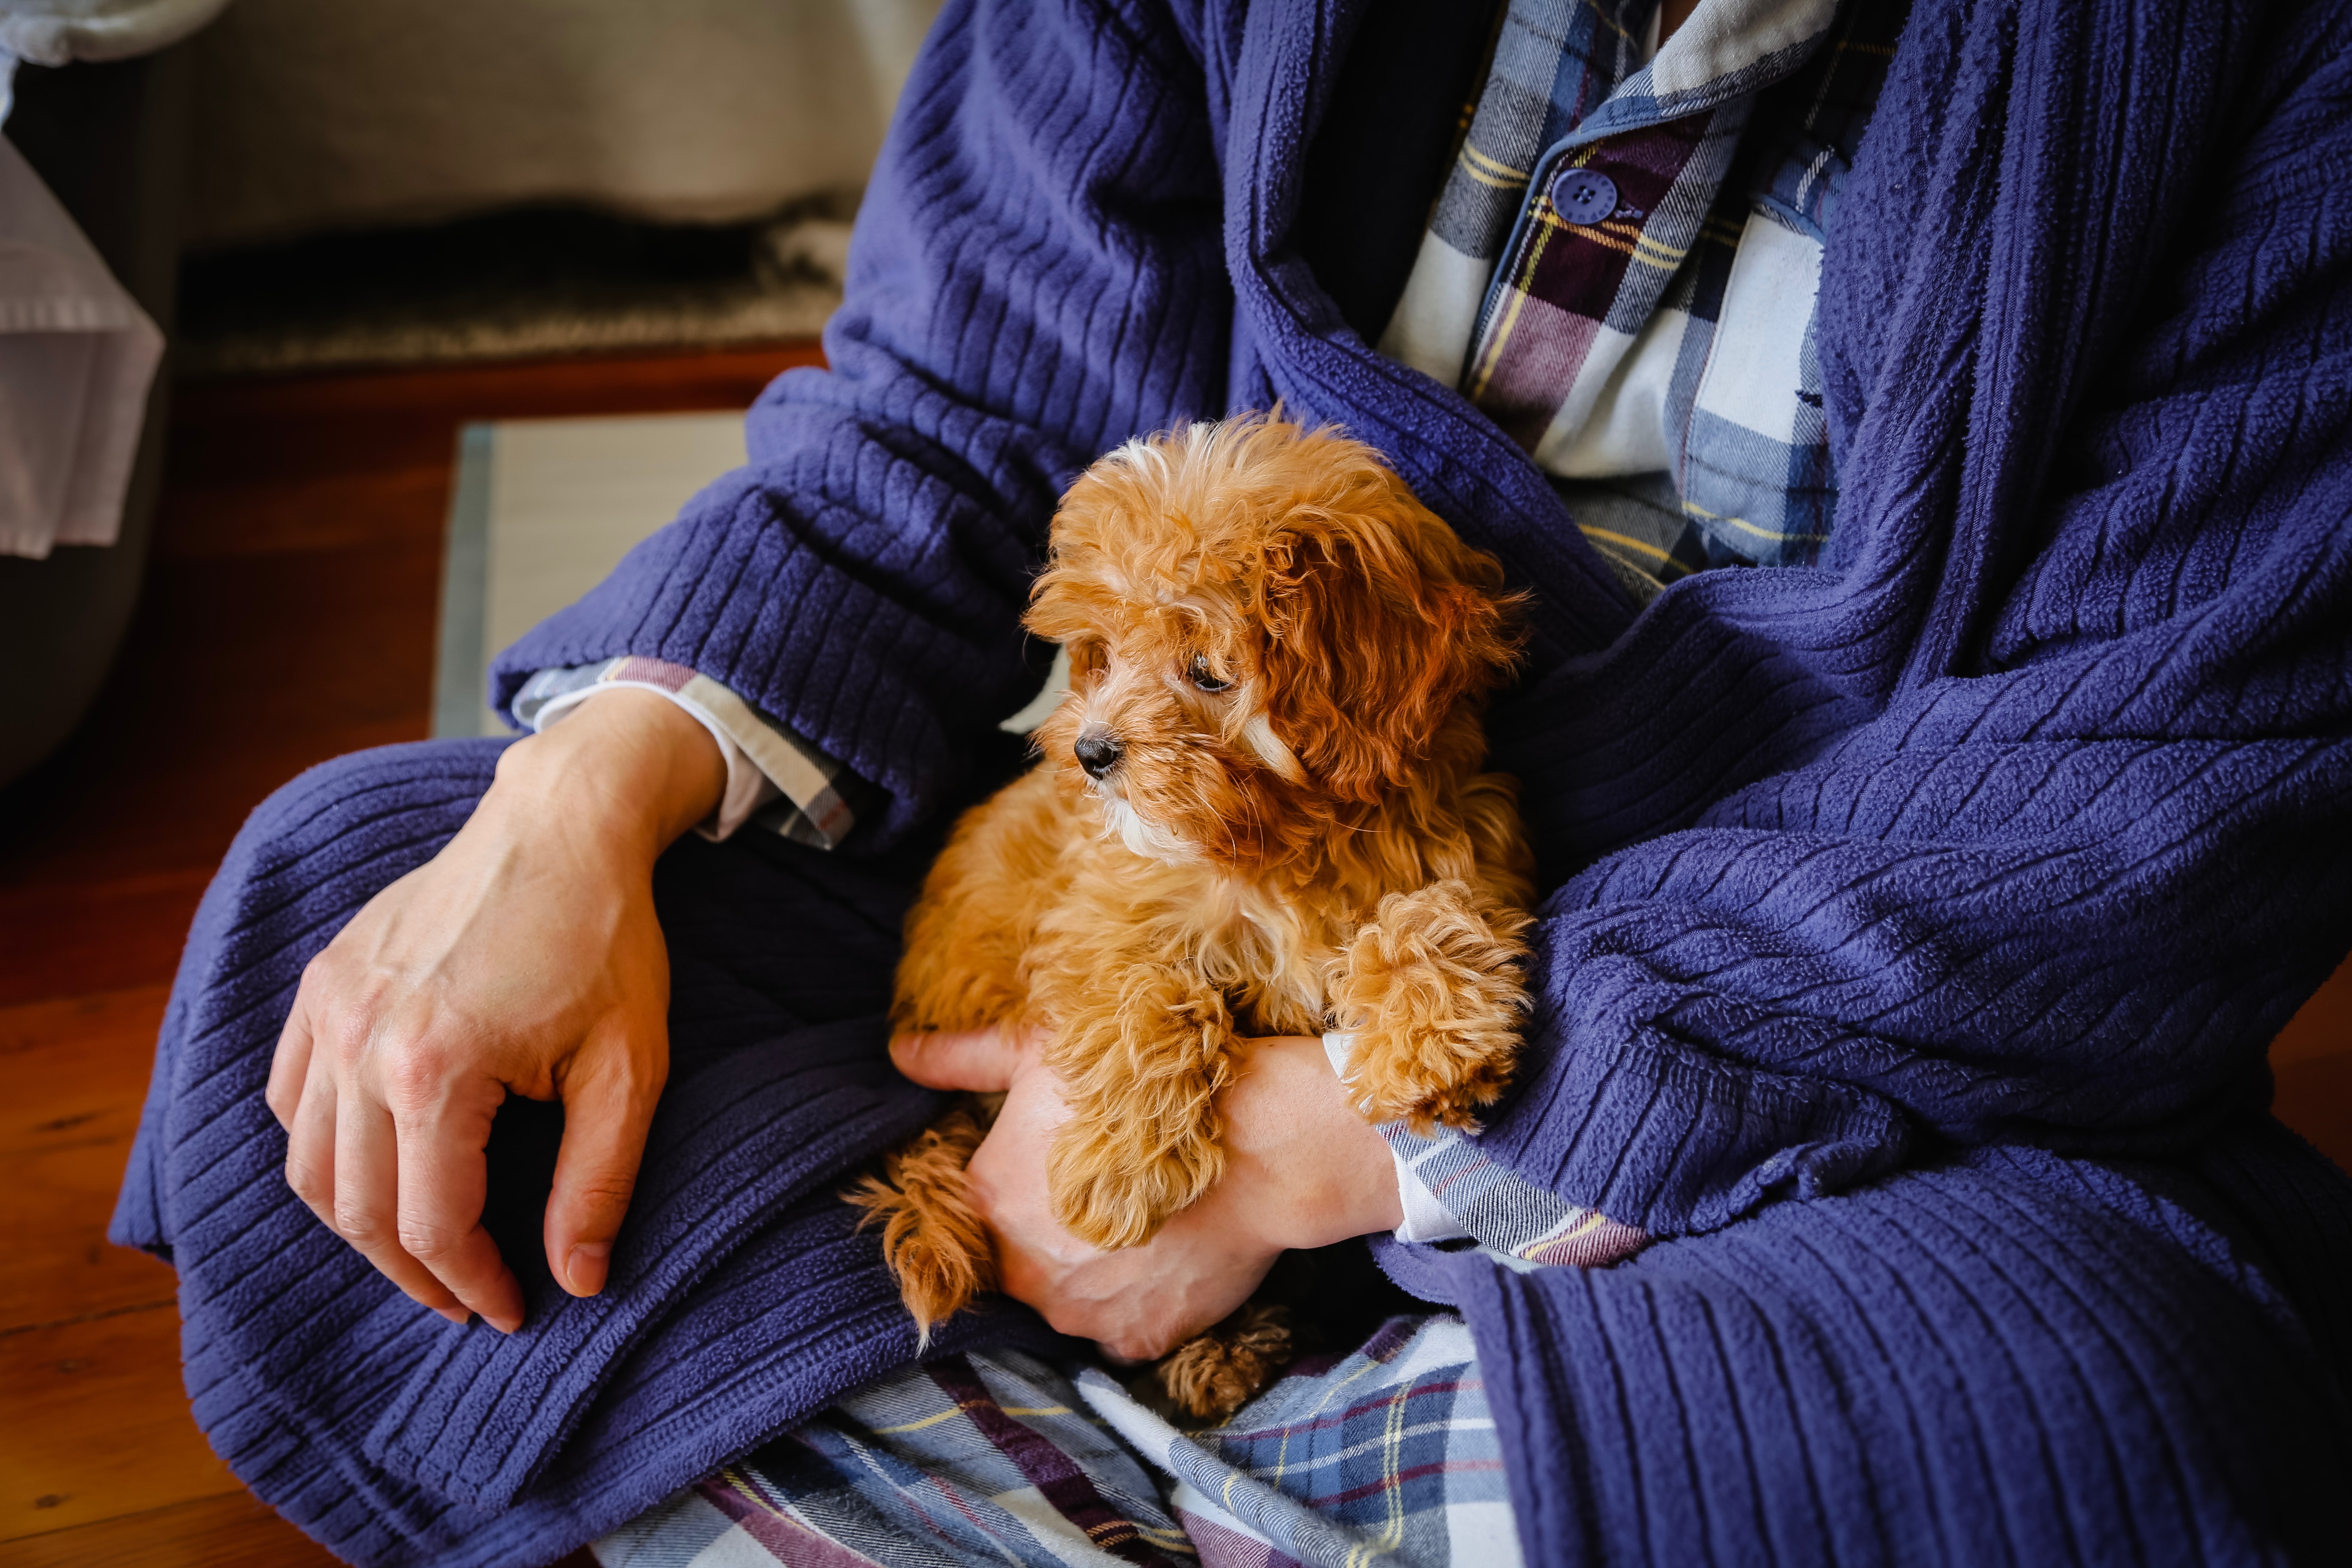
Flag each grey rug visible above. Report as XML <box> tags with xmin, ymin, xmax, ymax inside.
<box><xmin>178</xmin><ymin>200</ymin><xmax>851</xmax><ymax>377</ymax></box>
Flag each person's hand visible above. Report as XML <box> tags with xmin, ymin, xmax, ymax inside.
<box><xmin>265</xmin><ymin>689</ymin><xmax>727</xmax><ymax>1331</ymax></box>
<box><xmin>891</xmin><ymin>1026</ymin><xmax>1403</xmax><ymax>1361</ymax></box>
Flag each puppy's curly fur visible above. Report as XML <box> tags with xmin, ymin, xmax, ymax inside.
<box><xmin>851</xmin><ymin>413</ymin><xmax>1535</xmax><ymax>1418</ymax></box>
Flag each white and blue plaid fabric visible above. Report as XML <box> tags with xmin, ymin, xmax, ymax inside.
<box><xmin>597</xmin><ymin>1321</ymin><xmax>1514</xmax><ymax>1568</ymax></box>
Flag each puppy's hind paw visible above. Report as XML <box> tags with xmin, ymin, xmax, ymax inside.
<box><xmin>846</xmin><ymin>1107</ymin><xmax>996</xmax><ymax>1345</ymax></box>
<box><xmin>1329</xmin><ymin>879</ymin><xmax>1533</xmax><ymax>1134</ymax></box>
<box><xmin>1150</xmin><ymin>1304</ymin><xmax>1294</xmax><ymax>1423</ymax></box>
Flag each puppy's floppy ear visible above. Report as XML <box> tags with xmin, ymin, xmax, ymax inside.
<box><xmin>1259</xmin><ymin>466</ymin><xmax>1520</xmax><ymax>802</ymax></box>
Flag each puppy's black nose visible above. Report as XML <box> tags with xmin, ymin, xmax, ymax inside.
<box><xmin>1074</xmin><ymin>733</ymin><xmax>1123</xmax><ymax>778</ymax></box>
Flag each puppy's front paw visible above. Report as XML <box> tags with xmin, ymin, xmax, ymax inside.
<box><xmin>1329</xmin><ymin>879</ymin><xmax>1532</xmax><ymax>1133</ymax></box>
<box><xmin>1047</xmin><ymin>1116</ymin><xmax>1225</xmax><ymax>1251</ymax></box>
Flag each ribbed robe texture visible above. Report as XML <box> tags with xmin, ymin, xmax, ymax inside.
<box><xmin>113</xmin><ymin>0</ymin><xmax>2352</xmax><ymax>1562</ymax></box>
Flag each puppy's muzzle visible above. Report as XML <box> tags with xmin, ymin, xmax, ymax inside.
<box><xmin>1074</xmin><ymin>727</ymin><xmax>1123</xmax><ymax>780</ymax></box>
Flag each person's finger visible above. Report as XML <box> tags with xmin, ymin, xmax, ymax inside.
<box><xmin>889</xmin><ymin>1025</ymin><xmax>1038</xmax><ymax>1091</ymax></box>
<box><xmin>389</xmin><ymin>1062</ymin><xmax>525</xmax><ymax>1332</ymax></box>
<box><xmin>266</xmin><ymin>989</ymin><xmax>317</xmax><ymax>1132</ymax></box>
<box><xmin>284</xmin><ymin>1039</ymin><xmax>342</xmax><ymax>1231</ymax></box>
<box><xmin>542</xmin><ymin>1035</ymin><xmax>663</xmax><ymax>1299</ymax></box>
<box><xmin>334</xmin><ymin>1085</ymin><xmax>469</xmax><ymax>1325</ymax></box>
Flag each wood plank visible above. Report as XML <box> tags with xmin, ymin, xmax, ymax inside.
<box><xmin>0</xmin><ymin>1490</ymin><xmax>339</xmax><ymax>1568</ymax></box>
<box><xmin>0</xmin><ymin>1305</ymin><xmax>239</xmax><ymax>1538</ymax></box>
<box><xmin>175</xmin><ymin>342</ymin><xmax>824</xmax><ymax>429</ymax></box>
<box><xmin>0</xmin><ymin>1138</ymin><xmax>179</xmax><ymax>1335</ymax></box>
<box><xmin>0</xmin><ymin>1136</ymin><xmax>181</xmax><ymax>1337</ymax></box>
<box><xmin>0</xmin><ymin>1482</ymin><xmax>607</xmax><ymax>1565</ymax></box>
<box><xmin>2269</xmin><ymin>953</ymin><xmax>2352</xmax><ymax>1071</ymax></box>
<box><xmin>0</xmin><ymin>872</ymin><xmax>214</xmax><ymax>1014</ymax></box>
<box><xmin>0</xmin><ymin>988</ymin><xmax>178</xmax><ymax>1333</ymax></box>
<box><xmin>2275</xmin><ymin>1052</ymin><xmax>2352</xmax><ymax>1174</ymax></box>
<box><xmin>158</xmin><ymin>343</ymin><xmax>826</xmax><ymax>563</ymax></box>
<box><xmin>157</xmin><ymin>453</ymin><xmax>459</xmax><ymax>564</ymax></box>
<box><xmin>0</xmin><ymin>986</ymin><xmax>171</xmax><ymax>1130</ymax></box>
<box><xmin>0</xmin><ymin>541</ymin><xmax>442</xmax><ymax>1004</ymax></box>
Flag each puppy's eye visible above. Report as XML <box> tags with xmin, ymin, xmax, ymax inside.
<box><xmin>1188</xmin><ymin>655</ymin><xmax>1233</xmax><ymax>694</ymax></box>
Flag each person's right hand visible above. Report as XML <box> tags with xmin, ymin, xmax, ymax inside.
<box><xmin>891</xmin><ymin>1026</ymin><xmax>1403</xmax><ymax>1362</ymax></box>
<box><xmin>264</xmin><ymin>689</ymin><xmax>727</xmax><ymax>1332</ymax></box>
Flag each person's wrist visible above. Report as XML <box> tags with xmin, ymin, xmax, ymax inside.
<box><xmin>490</xmin><ymin>687</ymin><xmax>727</xmax><ymax>854</ymax></box>
<box><xmin>1226</xmin><ymin>1035</ymin><xmax>1404</xmax><ymax>1253</ymax></box>
<box><xmin>1305</xmin><ymin>1110</ymin><xmax>1408</xmax><ymax>1247</ymax></box>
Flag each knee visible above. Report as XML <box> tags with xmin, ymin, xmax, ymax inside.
<box><xmin>233</xmin><ymin>737</ymin><xmax>511</xmax><ymax>881</ymax></box>
<box><xmin>193</xmin><ymin>738</ymin><xmax>514</xmax><ymax>984</ymax></box>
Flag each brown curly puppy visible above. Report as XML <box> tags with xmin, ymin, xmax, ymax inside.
<box><xmin>851</xmin><ymin>413</ymin><xmax>1534</xmax><ymax>1418</ymax></box>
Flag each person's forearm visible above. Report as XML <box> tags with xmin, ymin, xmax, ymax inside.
<box><xmin>488</xmin><ymin>687</ymin><xmax>728</xmax><ymax>857</ymax></box>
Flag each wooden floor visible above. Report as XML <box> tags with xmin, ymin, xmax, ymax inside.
<box><xmin>0</xmin><ymin>345</ymin><xmax>820</xmax><ymax>1567</ymax></box>
<box><xmin>0</xmin><ymin>340</ymin><xmax>2346</xmax><ymax>1564</ymax></box>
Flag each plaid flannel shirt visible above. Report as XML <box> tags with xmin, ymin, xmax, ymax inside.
<box><xmin>1384</xmin><ymin>0</ymin><xmax>1904</xmax><ymax>592</ymax></box>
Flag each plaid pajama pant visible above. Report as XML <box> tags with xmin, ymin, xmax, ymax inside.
<box><xmin>592</xmin><ymin>1316</ymin><xmax>1516</xmax><ymax>1568</ymax></box>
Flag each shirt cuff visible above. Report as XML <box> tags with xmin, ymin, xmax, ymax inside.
<box><xmin>1324</xmin><ymin>1029</ymin><xmax>1648</xmax><ymax>1267</ymax></box>
<box><xmin>511</xmin><ymin>657</ymin><xmax>865</xmax><ymax>847</ymax></box>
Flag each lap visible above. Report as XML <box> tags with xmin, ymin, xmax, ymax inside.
<box><xmin>130</xmin><ymin>741</ymin><xmax>2352</xmax><ymax>1564</ymax></box>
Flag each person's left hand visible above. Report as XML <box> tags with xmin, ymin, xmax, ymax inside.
<box><xmin>890</xmin><ymin>1026</ymin><xmax>1403</xmax><ymax>1362</ymax></box>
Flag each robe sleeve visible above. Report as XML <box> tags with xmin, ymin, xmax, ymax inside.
<box><xmin>488</xmin><ymin>0</ymin><xmax>1232</xmax><ymax>849</ymax></box>
<box><xmin>1476</xmin><ymin>1</ymin><xmax>2352</xmax><ymax>1239</ymax></box>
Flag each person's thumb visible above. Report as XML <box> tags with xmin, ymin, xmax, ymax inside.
<box><xmin>543</xmin><ymin>1036</ymin><xmax>664</xmax><ymax>1298</ymax></box>
<box><xmin>890</xmin><ymin>1025</ymin><xmax>1038</xmax><ymax>1092</ymax></box>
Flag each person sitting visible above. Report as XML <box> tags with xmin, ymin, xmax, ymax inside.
<box><xmin>113</xmin><ymin>0</ymin><xmax>2352</xmax><ymax>1562</ymax></box>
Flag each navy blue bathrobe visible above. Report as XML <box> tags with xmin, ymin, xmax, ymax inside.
<box><xmin>113</xmin><ymin>0</ymin><xmax>2352</xmax><ymax>1561</ymax></box>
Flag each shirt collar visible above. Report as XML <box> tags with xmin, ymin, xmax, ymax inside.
<box><xmin>1572</xmin><ymin>0</ymin><xmax>1842</xmax><ymax>143</ymax></box>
